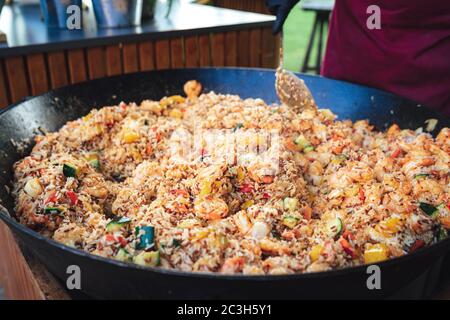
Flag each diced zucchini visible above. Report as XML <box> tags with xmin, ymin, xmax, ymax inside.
<box><xmin>437</xmin><ymin>226</ymin><xmax>448</xmax><ymax>241</ymax></box>
<box><xmin>419</xmin><ymin>202</ymin><xmax>439</xmax><ymax>218</ymax></box>
<box><xmin>414</xmin><ymin>173</ymin><xmax>430</xmax><ymax>180</ymax></box>
<box><xmin>327</xmin><ymin>217</ymin><xmax>343</xmax><ymax>238</ymax></box>
<box><xmin>133</xmin><ymin>250</ymin><xmax>160</xmax><ymax>267</ymax></box>
<box><xmin>282</xmin><ymin>216</ymin><xmax>299</xmax><ymax>229</ymax></box>
<box><xmin>294</xmin><ymin>136</ymin><xmax>310</xmax><ymax>148</ymax></box>
<box><xmin>283</xmin><ymin>197</ymin><xmax>298</xmax><ymax>212</ymax></box>
<box><xmin>106</xmin><ymin>217</ymin><xmax>131</xmax><ymax>233</ymax></box>
<box><xmin>44</xmin><ymin>207</ymin><xmax>63</xmax><ymax>215</ymax></box>
<box><xmin>172</xmin><ymin>239</ymin><xmax>181</xmax><ymax>248</ymax></box>
<box><xmin>135</xmin><ymin>225</ymin><xmax>155</xmax><ymax>250</ymax></box>
<box><xmin>233</xmin><ymin>123</ymin><xmax>244</xmax><ymax>132</ymax></box>
<box><xmin>303</xmin><ymin>145</ymin><xmax>315</xmax><ymax>153</ymax></box>
<box><xmin>85</xmin><ymin>153</ymin><xmax>101</xmax><ymax>170</ymax></box>
<box><xmin>294</xmin><ymin>135</ymin><xmax>314</xmax><ymax>153</ymax></box>
<box><xmin>63</xmin><ymin>163</ymin><xmax>79</xmax><ymax>178</ymax></box>
<box><xmin>115</xmin><ymin>248</ymin><xmax>131</xmax><ymax>262</ymax></box>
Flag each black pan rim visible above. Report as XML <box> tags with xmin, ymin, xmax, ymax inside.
<box><xmin>1</xmin><ymin>67</ymin><xmax>449</xmax><ymax>282</ymax></box>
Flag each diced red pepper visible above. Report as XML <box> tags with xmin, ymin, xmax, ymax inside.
<box><xmin>66</xmin><ymin>191</ymin><xmax>78</xmax><ymax>205</ymax></box>
<box><xmin>446</xmin><ymin>202</ymin><xmax>450</xmax><ymax>210</ymax></box>
<box><xmin>44</xmin><ymin>191</ymin><xmax>58</xmax><ymax>205</ymax></box>
<box><xmin>105</xmin><ymin>234</ymin><xmax>115</xmax><ymax>243</ymax></box>
<box><xmin>240</xmin><ymin>184</ymin><xmax>253</xmax><ymax>193</ymax></box>
<box><xmin>409</xmin><ymin>239</ymin><xmax>425</xmax><ymax>253</ymax></box>
<box><xmin>359</xmin><ymin>188</ymin><xmax>366</xmax><ymax>201</ymax></box>
<box><xmin>262</xmin><ymin>193</ymin><xmax>271</xmax><ymax>200</ymax></box>
<box><xmin>116</xmin><ymin>235</ymin><xmax>128</xmax><ymax>247</ymax></box>
<box><xmin>340</xmin><ymin>238</ymin><xmax>357</xmax><ymax>259</ymax></box>
<box><xmin>391</xmin><ymin>148</ymin><xmax>402</xmax><ymax>159</ymax></box>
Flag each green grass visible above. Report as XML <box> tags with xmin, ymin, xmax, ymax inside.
<box><xmin>283</xmin><ymin>7</ymin><xmax>328</xmax><ymax>73</ymax></box>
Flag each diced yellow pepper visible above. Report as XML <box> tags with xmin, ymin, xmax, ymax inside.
<box><xmin>237</xmin><ymin>167</ymin><xmax>245</xmax><ymax>182</ymax></box>
<box><xmin>160</xmin><ymin>95</ymin><xmax>186</xmax><ymax>108</ymax></box>
<box><xmin>241</xmin><ymin>200</ymin><xmax>254</xmax><ymax>210</ymax></box>
<box><xmin>82</xmin><ymin>113</ymin><xmax>93</xmax><ymax>122</ymax></box>
<box><xmin>364</xmin><ymin>243</ymin><xmax>389</xmax><ymax>264</ymax></box>
<box><xmin>345</xmin><ymin>185</ymin><xmax>360</xmax><ymax>197</ymax></box>
<box><xmin>375</xmin><ymin>217</ymin><xmax>402</xmax><ymax>237</ymax></box>
<box><xmin>199</xmin><ymin>180</ymin><xmax>212</xmax><ymax>197</ymax></box>
<box><xmin>131</xmin><ymin>150</ymin><xmax>142</xmax><ymax>162</ymax></box>
<box><xmin>122</xmin><ymin>130</ymin><xmax>140</xmax><ymax>143</ymax></box>
<box><xmin>282</xmin><ymin>216</ymin><xmax>299</xmax><ymax>229</ymax></box>
<box><xmin>192</xmin><ymin>229</ymin><xmax>210</xmax><ymax>241</ymax></box>
<box><xmin>169</xmin><ymin>109</ymin><xmax>183</xmax><ymax>119</ymax></box>
<box><xmin>310</xmin><ymin>244</ymin><xmax>323</xmax><ymax>262</ymax></box>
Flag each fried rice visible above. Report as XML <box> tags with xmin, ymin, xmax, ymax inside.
<box><xmin>13</xmin><ymin>80</ymin><xmax>449</xmax><ymax>275</ymax></box>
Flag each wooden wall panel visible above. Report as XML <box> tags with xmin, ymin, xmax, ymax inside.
<box><xmin>249</xmin><ymin>28</ymin><xmax>262</xmax><ymax>67</ymax></box>
<box><xmin>225</xmin><ymin>31</ymin><xmax>237</xmax><ymax>66</ymax></box>
<box><xmin>170</xmin><ymin>38</ymin><xmax>184</xmax><ymax>68</ymax></box>
<box><xmin>198</xmin><ymin>34</ymin><xmax>211</xmax><ymax>67</ymax></box>
<box><xmin>211</xmin><ymin>33</ymin><xmax>225</xmax><ymax>66</ymax></box>
<box><xmin>122</xmin><ymin>43</ymin><xmax>139</xmax><ymax>74</ymax></box>
<box><xmin>261</xmin><ymin>27</ymin><xmax>277</xmax><ymax>68</ymax></box>
<box><xmin>26</xmin><ymin>54</ymin><xmax>49</xmax><ymax>96</ymax></box>
<box><xmin>184</xmin><ymin>36</ymin><xmax>198</xmax><ymax>68</ymax></box>
<box><xmin>67</xmin><ymin>49</ymin><xmax>88</xmax><ymax>84</ymax></box>
<box><xmin>0</xmin><ymin>60</ymin><xmax>10</xmax><ymax>108</ymax></box>
<box><xmin>4</xmin><ymin>57</ymin><xmax>30</xmax><ymax>103</ymax></box>
<box><xmin>155</xmin><ymin>40</ymin><xmax>170</xmax><ymax>70</ymax></box>
<box><xmin>105</xmin><ymin>45</ymin><xmax>123</xmax><ymax>76</ymax></box>
<box><xmin>47</xmin><ymin>51</ymin><xmax>69</xmax><ymax>89</ymax></box>
<box><xmin>138</xmin><ymin>41</ymin><xmax>155</xmax><ymax>71</ymax></box>
<box><xmin>86</xmin><ymin>47</ymin><xmax>106</xmax><ymax>79</ymax></box>
<box><xmin>237</xmin><ymin>30</ymin><xmax>250</xmax><ymax>66</ymax></box>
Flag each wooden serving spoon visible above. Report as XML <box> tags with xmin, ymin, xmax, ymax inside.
<box><xmin>275</xmin><ymin>36</ymin><xmax>316</xmax><ymax>113</ymax></box>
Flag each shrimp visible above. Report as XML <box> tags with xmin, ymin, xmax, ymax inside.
<box><xmin>194</xmin><ymin>196</ymin><xmax>229</xmax><ymax>220</ymax></box>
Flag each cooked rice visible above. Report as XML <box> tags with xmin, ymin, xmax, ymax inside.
<box><xmin>12</xmin><ymin>81</ymin><xmax>449</xmax><ymax>274</ymax></box>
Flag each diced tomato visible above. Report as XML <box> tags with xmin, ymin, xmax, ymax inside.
<box><xmin>340</xmin><ymin>238</ymin><xmax>357</xmax><ymax>259</ymax></box>
<box><xmin>409</xmin><ymin>239</ymin><xmax>425</xmax><ymax>253</ymax></box>
<box><xmin>359</xmin><ymin>188</ymin><xmax>366</xmax><ymax>201</ymax></box>
<box><xmin>446</xmin><ymin>202</ymin><xmax>450</xmax><ymax>211</ymax></box>
<box><xmin>66</xmin><ymin>191</ymin><xmax>78</xmax><ymax>205</ymax></box>
<box><xmin>240</xmin><ymin>184</ymin><xmax>253</xmax><ymax>193</ymax></box>
<box><xmin>116</xmin><ymin>235</ymin><xmax>128</xmax><ymax>247</ymax></box>
<box><xmin>262</xmin><ymin>193</ymin><xmax>271</xmax><ymax>200</ymax></box>
<box><xmin>44</xmin><ymin>191</ymin><xmax>58</xmax><ymax>205</ymax></box>
<box><xmin>391</xmin><ymin>148</ymin><xmax>402</xmax><ymax>159</ymax></box>
<box><xmin>171</xmin><ymin>189</ymin><xmax>189</xmax><ymax>197</ymax></box>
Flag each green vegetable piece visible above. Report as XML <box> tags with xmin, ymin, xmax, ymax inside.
<box><xmin>135</xmin><ymin>225</ymin><xmax>155</xmax><ymax>250</ymax></box>
<box><xmin>106</xmin><ymin>217</ymin><xmax>131</xmax><ymax>233</ymax></box>
<box><xmin>414</xmin><ymin>173</ymin><xmax>430</xmax><ymax>180</ymax></box>
<box><xmin>133</xmin><ymin>250</ymin><xmax>160</xmax><ymax>267</ymax></box>
<box><xmin>63</xmin><ymin>163</ymin><xmax>78</xmax><ymax>178</ymax></box>
<box><xmin>327</xmin><ymin>217</ymin><xmax>343</xmax><ymax>238</ymax></box>
<box><xmin>419</xmin><ymin>202</ymin><xmax>439</xmax><ymax>218</ymax></box>
<box><xmin>44</xmin><ymin>207</ymin><xmax>63</xmax><ymax>215</ymax></box>
<box><xmin>115</xmin><ymin>248</ymin><xmax>131</xmax><ymax>262</ymax></box>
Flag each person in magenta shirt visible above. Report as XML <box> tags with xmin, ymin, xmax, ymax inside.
<box><xmin>267</xmin><ymin>0</ymin><xmax>450</xmax><ymax>116</ymax></box>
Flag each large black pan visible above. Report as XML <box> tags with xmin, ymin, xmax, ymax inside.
<box><xmin>0</xmin><ymin>68</ymin><xmax>449</xmax><ymax>299</ymax></box>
